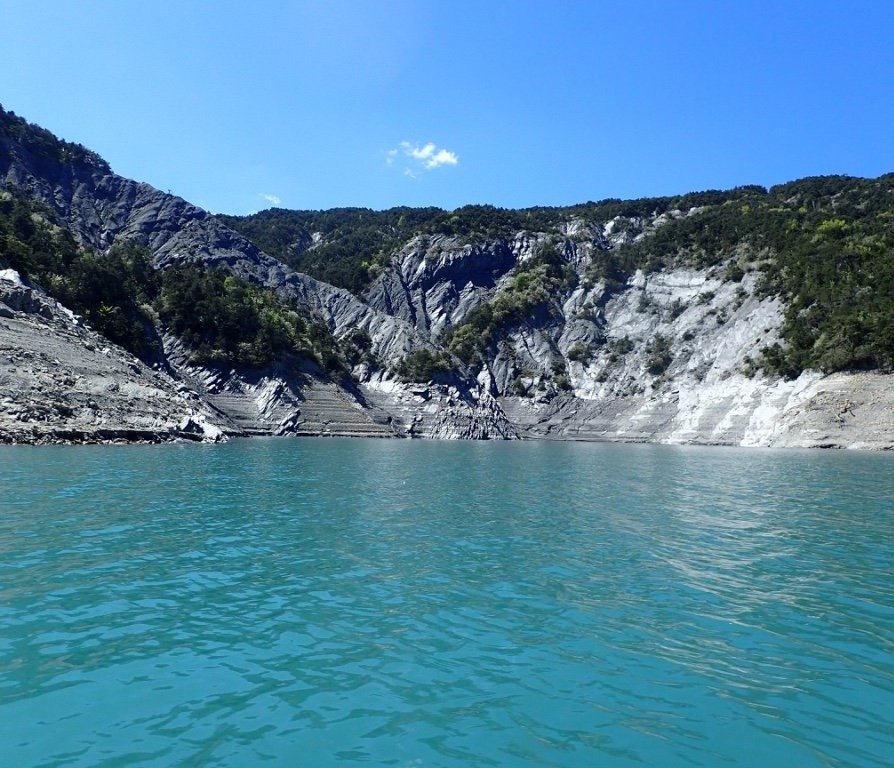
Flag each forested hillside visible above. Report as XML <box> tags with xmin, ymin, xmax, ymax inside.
<box><xmin>0</xmin><ymin>191</ymin><xmax>346</xmax><ymax>372</ymax></box>
<box><xmin>221</xmin><ymin>176</ymin><xmax>894</xmax><ymax>378</ymax></box>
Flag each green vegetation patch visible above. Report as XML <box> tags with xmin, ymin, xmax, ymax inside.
<box><xmin>0</xmin><ymin>193</ymin><xmax>347</xmax><ymax>373</ymax></box>
<box><xmin>218</xmin><ymin>188</ymin><xmax>766</xmax><ymax>297</ymax></box>
<box><xmin>0</xmin><ymin>195</ymin><xmax>159</xmax><ymax>356</ymax></box>
<box><xmin>395</xmin><ymin>349</ymin><xmax>453</xmax><ymax>383</ymax></box>
<box><xmin>446</xmin><ymin>243</ymin><xmax>578</xmax><ymax>365</ymax></box>
<box><xmin>218</xmin><ymin>207</ymin><xmax>443</xmax><ymax>295</ymax></box>
<box><xmin>1</xmin><ymin>106</ymin><xmax>111</xmax><ymax>174</ymax></box>
<box><xmin>159</xmin><ymin>264</ymin><xmax>332</xmax><ymax>369</ymax></box>
<box><xmin>611</xmin><ymin>175</ymin><xmax>894</xmax><ymax>375</ymax></box>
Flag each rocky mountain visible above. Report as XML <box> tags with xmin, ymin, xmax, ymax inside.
<box><xmin>2</xmin><ymin>105</ymin><xmax>893</xmax><ymax>447</ymax></box>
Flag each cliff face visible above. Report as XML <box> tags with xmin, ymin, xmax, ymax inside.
<box><xmin>2</xmin><ymin>106</ymin><xmax>892</xmax><ymax>447</ymax></box>
<box><xmin>356</xmin><ymin>227</ymin><xmax>894</xmax><ymax>448</ymax></box>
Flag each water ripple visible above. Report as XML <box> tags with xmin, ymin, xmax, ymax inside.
<box><xmin>1</xmin><ymin>440</ymin><xmax>893</xmax><ymax>766</ymax></box>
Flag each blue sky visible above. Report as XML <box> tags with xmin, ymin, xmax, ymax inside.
<box><xmin>1</xmin><ymin>0</ymin><xmax>892</xmax><ymax>215</ymax></box>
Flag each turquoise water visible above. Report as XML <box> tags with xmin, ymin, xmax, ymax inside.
<box><xmin>1</xmin><ymin>439</ymin><xmax>893</xmax><ymax>767</ymax></box>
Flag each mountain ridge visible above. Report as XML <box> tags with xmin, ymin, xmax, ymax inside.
<box><xmin>2</xmin><ymin>104</ymin><xmax>893</xmax><ymax>447</ymax></box>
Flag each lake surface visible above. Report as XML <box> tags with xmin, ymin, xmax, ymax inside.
<box><xmin>1</xmin><ymin>439</ymin><xmax>893</xmax><ymax>767</ymax></box>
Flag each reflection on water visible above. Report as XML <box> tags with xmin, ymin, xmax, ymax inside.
<box><xmin>1</xmin><ymin>440</ymin><xmax>893</xmax><ymax>767</ymax></box>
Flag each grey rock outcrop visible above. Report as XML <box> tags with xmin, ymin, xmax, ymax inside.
<box><xmin>0</xmin><ymin>270</ymin><xmax>228</xmax><ymax>444</ymax></box>
<box><xmin>365</xmin><ymin>235</ymin><xmax>518</xmax><ymax>337</ymax></box>
<box><xmin>163</xmin><ymin>335</ymin><xmax>395</xmax><ymax>439</ymax></box>
<box><xmin>360</xmin><ymin>375</ymin><xmax>518</xmax><ymax>440</ymax></box>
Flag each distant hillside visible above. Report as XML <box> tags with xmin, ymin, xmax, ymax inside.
<box><xmin>221</xmin><ymin>175</ymin><xmax>894</xmax><ymax>378</ymax></box>
<box><xmin>217</xmin><ymin>190</ymin><xmax>760</xmax><ymax>294</ymax></box>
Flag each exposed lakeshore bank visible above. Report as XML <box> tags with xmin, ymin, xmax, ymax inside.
<box><xmin>4</xmin><ymin>373</ymin><xmax>893</xmax><ymax>450</ymax></box>
<box><xmin>4</xmin><ymin>272</ymin><xmax>893</xmax><ymax>450</ymax></box>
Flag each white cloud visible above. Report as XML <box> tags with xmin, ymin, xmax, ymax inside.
<box><xmin>260</xmin><ymin>193</ymin><xmax>281</xmax><ymax>206</ymax></box>
<box><xmin>403</xmin><ymin>141</ymin><xmax>435</xmax><ymax>161</ymax></box>
<box><xmin>388</xmin><ymin>141</ymin><xmax>459</xmax><ymax>175</ymax></box>
<box><xmin>425</xmin><ymin>148</ymin><xmax>459</xmax><ymax>169</ymax></box>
